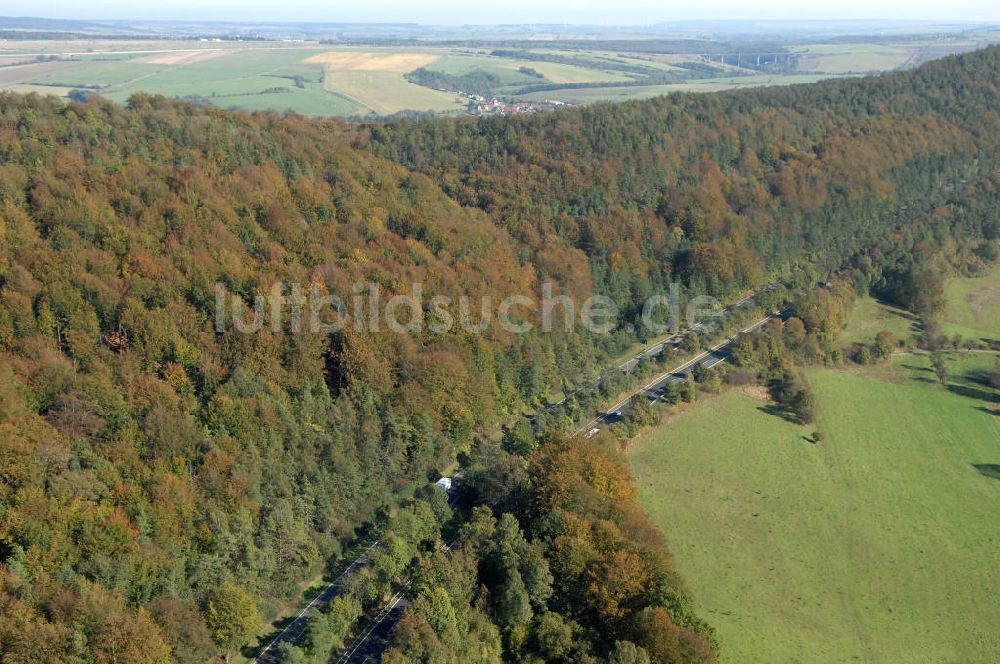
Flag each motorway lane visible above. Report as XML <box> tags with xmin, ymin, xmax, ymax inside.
<box><xmin>272</xmin><ymin>292</ymin><xmax>781</xmax><ymax>663</ymax></box>
<box><xmin>541</xmin><ymin>288</ymin><xmax>769</xmax><ymax>416</ymax></box>
<box><xmin>334</xmin><ymin>535</ymin><xmax>462</xmax><ymax>663</ymax></box>
<box><xmin>573</xmin><ymin>310</ymin><xmax>785</xmax><ymax>437</ymax></box>
<box><xmin>253</xmin><ymin>486</ymin><xmax>462</xmax><ymax>663</ymax></box>
<box><xmin>293</xmin><ymin>306</ymin><xmax>780</xmax><ymax>663</ymax></box>
<box><xmin>329</xmin><ymin>313</ymin><xmax>777</xmax><ymax>664</ymax></box>
<box><xmin>252</xmin><ymin>542</ymin><xmax>381</xmax><ymax>664</ymax></box>
<box><xmin>336</xmin><ymin>593</ymin><xmax>410</xmax><ymax>664</ymax></box>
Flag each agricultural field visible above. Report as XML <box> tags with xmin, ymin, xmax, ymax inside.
<box><xmin>0</xmin><ymin>58</ymin><xmax>91</xmax><ymax>87</ymax></box>
<box><xmin>0</xmin><ymin>45</ymin><xmax>365</xmax><ymax>116</ymax></box>
<box><xmin>518</xmin><ymin>73</ymin><xmax>840</xmax><ymax>103</ymax></box>
<box><xmin>790</xmin><ymin>42</ymin><xmax>919</xmax><ymax>73</ymax></box>
<box><xmin>628</xmin><ymin>354</ymin><xmax>1000</xmax><ymax>663</ymax></box>
<box><xmin>0</xmin><ymin>33</ymin><xmax>996</xmax><ymax>116</ymax></box>
<box><xmin>838</xmin><ymin>263</ymin><xmax>1000</xmax><ymax>347</ymax></box>
<box><xmin>421</xmin><ymin>51</ymin><xmax>634</xmax><ymax>87</ymax></box>
<box><xmin>307</xmin><ymin>50</ymin><xmax>468</xmax><ymax>115</ymax></box>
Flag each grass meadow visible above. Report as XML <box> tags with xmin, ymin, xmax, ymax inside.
<box><xmin>628</xmin><ymin>354</ymin><xmax>1000</xmax><ymax>662</ymax></box>
<box><xmin>839</xmin><ymin>295</ymin><xmax>919</xmax><ymax>345</ymax></box>
<box><xmin>17</xmin><ymin>47</ymin><xmax>367</xmax><ymax>116</ymax></box>
<box><xmin>519</xmin><ymin>73</ymin><xmax>842</xmax><ymax>103</ymax></box>
<box><xmin>943</xmin><ymin>262</ymin><xmax>1000</xmax><ymax>342</ymax></box>
<box><xmin>791</xmin><ymin>43</ymin><xmax>918</xmax><ymax>73</ymax></box>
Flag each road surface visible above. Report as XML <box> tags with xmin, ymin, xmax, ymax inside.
<box><xmin>252</xmin><ymin>541</ymin><xmax>381</xmax><ymax>663</ymax></box>
<box><xmin>334</xmin><ymin>535</ymin><xmax>460</xmax><ymax>663</ymax></box>
<box><xmin>573</xmin><ymin>309</ymin><xmax>786</xmax><ymax>437</ymax></box>
<box><xmin>335</xmin><ymin>592</ymin><xmax>410</xmax><ymax>664</ymax></box>
<box><xmin>252</xmin><ymin>484</ymin><xmax>462</xmax><ymax>663</ymax></box>
<box><xmin>337</xmin><ymin>297</ymin><xmax>784</xmax><ymax>664</ymax></box>
<box><xmin>540</xmin><ymin>287</ymin><xmax>771</xmax><ymax>417</ymax></box>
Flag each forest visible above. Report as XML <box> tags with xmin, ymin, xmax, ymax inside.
<box><xmin>0</xmin><ymin>46</ymin><xmax>998</xmax><ymax>662</ymax></box>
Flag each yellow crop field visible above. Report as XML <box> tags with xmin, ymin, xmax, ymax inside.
<box><xmin>304</xmin><ymin>51</ymin><xmax>439</xmax><ymax>73</ymax></box>
<box><xmin>322</xmin><ymin>70</ymin><xmax>466</xmax><ymax>116</ymax></box>
<box><xmin>136</xmin><ymin>50</ymin><xmax>232</xmax><ymax>65</ymax></box>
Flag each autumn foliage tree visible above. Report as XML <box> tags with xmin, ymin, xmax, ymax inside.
<box><xmin>0</xmin><ymin>45</ymin><xmax>998</xmax><ymax>663</ymax></box>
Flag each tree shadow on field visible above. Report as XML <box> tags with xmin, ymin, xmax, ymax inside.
<box><xmin>901</xmin><ymin>363</ymin><xmax>933</xmax><ymax>373</ymax></box>
<box><xmin>964</xmin><ymin>369</ymin><xmax>996</xmax><ymax>389</ymax></box>
<box><xmin>972</xmin><ymin>463</ymin><xmax>1000</xmax><ymax>480</ymax></box>
<box><xmin>947</xmin><ymin>383</ymin><xmax>998</xmax><ymax>403</ymax></box>
<box><xmin>757</xmin><ymin>404</ymin><xmax>800</xmax><ymax>425</ymax></box>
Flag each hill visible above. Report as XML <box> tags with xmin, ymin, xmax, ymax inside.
<box><xmin>367</xmin><ymin>47</ymin><xmax>1000</xmax><ymax>314</ymax></box>
<box><xmin>0</xmin><ymin>46</ymin><xmax>998</xmax><ymax>662</ymax></box>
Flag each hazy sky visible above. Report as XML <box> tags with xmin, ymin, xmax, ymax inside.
<box><xmin>5</xmin><ymin>0</ymin><xmax>1000</xmax><ymax>24</ymax></box>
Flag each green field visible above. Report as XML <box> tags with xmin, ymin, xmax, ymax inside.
<box><xmin>419</xmin><ymin>51</ymin><xmax>633</xmax><ymax>94</ymax></box>
<box><xmin>208</xmin><ymin>88</ymin><xmax>359</xmax><ymax>117</ymax></box>
<box><xmin>423</xmin><ymin>54</ymin><xmax>537</xmax><ymax>84</ymax></box>
<box><xmin>323</xmin><ymin>70</ymin><xmax>467</xmax><ymax>115</ymax></box>
<box><xmin>520</xmin><ymin>73</ymin><xmax>840</xmax><ymax>103</ymax></box>
<box><xmin>2</xmin><ymin>34</ymin><xmax>995</xmax><ymax>116</ymax></box>
<box><xmin>629</xmin><ymin>355</ymin><xmax>1000</xmax><ymax>663</ymax></box>
<box><xmin>18</xmin><ymin>47</ymin><xmax>368</xmax><ymax>116</ymax></box>
<box><xmin>525</xmin><ymin>60</ymin><xmax>634</xmax><ymax>84</ymax></box>
<box><xmin>840</xmin><ymin>295</ymin><xmax>919</xmax><ymax>344</ymax></box>
<box><xmin>842</xmin><ymin>262</ymin><xmax>1000</xmax><ymax>347</ymax></box>
<box><xmin>791</xmin><ymin>43</ymin><xmax>918</xmax><ymax>73</ymax></box>
<box><xmin>35</xmin><ymin>60</ymin><xmax>166</xmax><ymax>87</ymax></box>
<box><xmin>943</xmin><ymin>262</ymin><xmax>1000</xmax><ymax>342</ymax></box>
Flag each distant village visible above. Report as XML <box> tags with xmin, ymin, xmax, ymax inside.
<box><xmin>445</xmin><ymin>90</ymin><xmax>573</xmax><ymax>115</ymax></box>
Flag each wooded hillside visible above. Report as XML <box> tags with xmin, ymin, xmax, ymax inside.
<box><xmin>0</xmin><ymin>46</ymin><xmax>997</xmax><ymax>662</ymax></box>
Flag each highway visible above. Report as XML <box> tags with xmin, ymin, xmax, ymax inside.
<box><xmin>252</xmin><ymin>293</ymin><xmax>781</xmax><ymax>663</ymax></box>
<box><xmin>573</xmin><ymin>309</ymin><xmax>785</xmax><ymax>437</ymax></box>
<box><xmin>334</xmin><ymin>295</ymin><xmax>784</xmax><ymax>664</ymax></box>
<box><xmin>334</xmin><ymin>536</ymin><xmax>460</xmax><ymax>664</ymax></box>
<box><xmin>252</xmin><ymin>541</ymin><xmax>381</xmax><ymax>664</ymax></box>
<box><xmin>334</xmin><ymin>591</ymin><xmax>409</xmax><ymax>664</ymax></box>
<box><xmin>252</xmin><ymin>487</ymin><xmax>462</xmax><ymax>663</ymax></box>
<box><xmin>542</xmin><ymin>288</ymin><xmax>767</xmax><ymax>417</ymax></box>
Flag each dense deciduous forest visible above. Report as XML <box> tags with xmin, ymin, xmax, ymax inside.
<box><xmin>0</xmin><ymin>46</ymin><xmax>997</xmax><ymax>663</ymax></box>
<box><xmin>377</xmin><ymin>435</ymin><xmax>718</xmax><ymax>664</ymax></box>
<box><xmin>367</xmin><ymin>47</ymin><xmax>999</xmax><ymax>313</ymax></box>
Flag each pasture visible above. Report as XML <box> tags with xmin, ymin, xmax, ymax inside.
<box><xmin>628</xmin><ymin>355</ymin><xmax>1000</xmax><ymax>663</ymax></box>
<box><xmin>840</xmin><ymin>295</ymin><xmax>919</xmax><ymax>345</ymax></box>
<box><xmin>943</xmin><ymin>262</ymin><xmax>1000</xmax><ymax>342</ymax></box>
<box><xmin>0</xmin><ymin>59</ymin><xmax>91</xmax><ymax>86</ymax></box>
<box><xmin>304</xmin><ymin>51</ymin><xmax>440</xmax><ymax>72</ymax></box>
<box><xmin>13</xmin><ymin>46</ymin><xmax>355</xmax><ymax>116</ymax></box>
<box><xmin>424</xmin><ymin>52</ymin><xmax>632</xmax><ymax>85</ymax></box>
